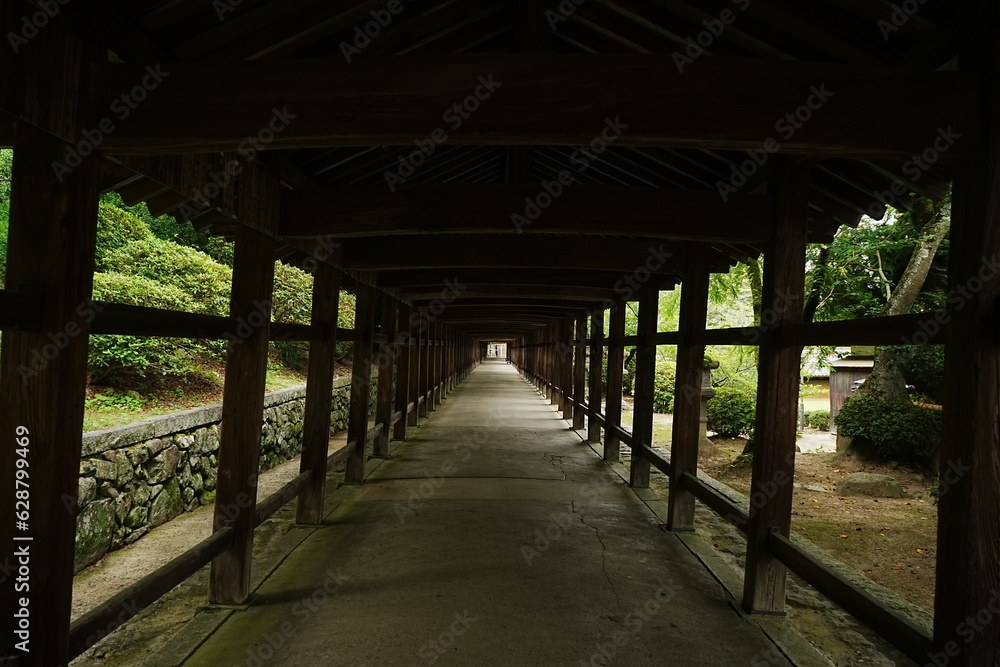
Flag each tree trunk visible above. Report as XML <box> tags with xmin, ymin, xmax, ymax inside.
<box><xmin>859</xmin><ymin>197</ymin><xmax>951</xmax><ymax>401</ymax></box>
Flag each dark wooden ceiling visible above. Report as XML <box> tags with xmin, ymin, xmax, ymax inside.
<box><xmin>86</xmin><ymin>0</ymin><xmax>964</xmax><ymax>339</ymax></box>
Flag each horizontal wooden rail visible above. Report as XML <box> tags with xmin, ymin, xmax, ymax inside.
<box><xmin>782</xmin><ymin>312</ymin><xmax>946</xmax><ymax>346</ymax></box>
<box><xmin>91</xmin><ymin>302</ymin><xmax>235</xmax><ymax>338</ymax></box>
<box><xmin>327</xmin><ymin>441</ymin><xmax>357</xmax><ymax>471</ymax></box>
<box><xmin>255</xmin><ymin>471</ymin><xmax>312</xmax><ymax>526</ymax></box>
<box><xmin>629</xmin><ymin>440</ymin><xmax>671</xmax><ymax>475</ymax></box>
<box><xmin>391</xmin><ymin>410</ymin><xmax>403</xmax><ymax>426</ymax></box>
<box><xmin>68</xmin><ymin>526</ymin><xmax>234</xmax><ymax>659</ymax></box>
<box><xmin>678</xmin><ymin>472</ymin><xmax>749</xmax><ymax>533</ymax></box>
<box><xmin>0</xmin><ymin>289</ymin><xmax>42</xmax><ymax>329</ymax></box>
<box><xmin>703</xmin><ymin>327</ymin><xmax>761</xmax><ymax>345</ymax></box>
<box><xmin>270</xmin><ymin>322</ymin><xmax>324</xmax><ymax>342</ymax></box>
<box><xmin>768</xmin><ymin>531</ymin><xmax>932</xmax><ymax>663</ymax></box>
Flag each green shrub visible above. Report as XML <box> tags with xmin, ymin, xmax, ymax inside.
<box><xmin>89</xmin><ymin>272</ymin><xmax>217</xmax><ymax>382</ymax></box>
<box><xmin>102</xmin><ymin>239</ymin><xmax>232</xmax><ymax>316</ymax></box>
<box><xmin>652</xmin><ymin>362</ymin><xmax>675</xmax><ymax>413</ymax></box>
<box><xmin>95</xmin><ymin>203</ymin><xmax>154</xmax><ymax>268</ymax></box>
<box><xmin>0</xmin><ymin>201</ymin><xmax>8</xmax><ymax>288</ymax></box>
<box><xmin>707</xmin><ymin>387</ymin><xmax>755</xmax><ymax>438</ymax></box>
<box><xmin>834</xmin><ymin>394</ymin><xmax>941</xmax><ymax>465</ymax></box>
<box><xmin>272</xmin><ymin>261</ymin><xmax>313</xmax><ymax>325</ymax></box>
<box><xmin>806</xmin><ymin>410</ymin><xmax>830</xmax><ymax>431</ymax></box>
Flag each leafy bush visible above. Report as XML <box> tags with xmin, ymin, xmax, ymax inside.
<box><xmin>806</xmin><ymin>410</ymin><xmax>830</xmax><ymax>431</ymax></box>
<box><xmin>707</xmin><ymin>387</ymin><xmax>755</xmax><ymax>438</ymax></box>
<box><xmin>652</xmin><ymin>362</ymin><xmax>675</xmax><ymax>413</ymax></box>
<box><xmin>102</xmin><ymin>239</ymin><xmax>232</xmax><ymax>316</ymax></box>
<box><xmin>0</xmin><ymin>201</ymin><xmax>8</xmax><ymax>288</ymax></box>
<box><xmin>89</xmin><ymin>272</ymin><xmax>216</xmax><ymax>382</ymax></box>
<box><xmin>834</xmin><ymin>394</ymin><xmax>941</xmax><ymax>465</ymax></box>
<box><xmin>95</xmin><ymin>203</ymin><xmax>155</xmax><ymax>267</ymax></box>
<box><xmin>887</xmin><ymin>344</ymin><xmax>945</xmax><ymax>404</ymax></box>
<box><xmin>272</xmin><ymin>261</ymin><xmax>313</xmax><ymax>325</ymax></box>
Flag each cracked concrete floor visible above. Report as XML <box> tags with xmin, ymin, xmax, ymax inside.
<box><xmin>184</xmin><ymin>360</ymin><xmax>786</xmax><ymax>666</ymax></box>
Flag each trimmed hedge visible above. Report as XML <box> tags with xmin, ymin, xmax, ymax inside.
<box><xmin>707</xmin><ymin>386</ymin><xmax>755</xmax><ymax>438</ymax></box>
<box><xmin>806</xmin><ymin>409</ymin><xmax>830</xmax><ymax>431</ymax></box>
<box><xmin>834</xmin><ymin>394</ymin><xmax>941</xmax><ymax>465</ymax></box>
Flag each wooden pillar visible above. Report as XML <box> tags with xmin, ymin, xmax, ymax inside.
<box><xmin>549</xmin><ymin>324</ymin><xmax>559</xmax><ymax>404</ymax></box>
<box><xmin>933</xmin><ymin>6</ymin><xmax>1000</xmax><ymax>661</ymax></box>
<box><xmin>0</xmin><ymin>123</ymin><xmax>100</xmax><ymax>665</ymax></box>
<box><xmin>742</xmin><ymin>158</ymin><xmax>808</xmax><ymax>614</ymax></box>
<box><xmin>394</xmin><ymin>305</ymin><xmax>412</xmax><ymax>440</ymax></box>
<box><xmin>668</xmin><ymin>245</ymin><xmax>711</xmax><ymax>532</ymax></box>
<box><xmin>419</xmin><ymin>318</ymin><xmax>430</xmax><ymax>417</ymax></box>
<box><xmin>561</xmin><ymin>315</ymin><xmax>574</xmax><ymax>420</ymax></box>
<box><xmin>572</xmin><ymin>313</ymin><xmax>587</xmax><ymax>430</ymax></box>
<box><xmin>373</xmin><ymin>296</ymin><xmax>396</xmax><ymax>458</ymax></box>
<box><xmin>434</xmin><ymin>321</ymin><xmax>443</xmax><ymax>406</ymax></box>
<box><xmin>407</xmin><ymin>309</ymin><xmax>420</xmax><ymax>426</ymax></box>
<box><xmin>210</xmin><ymin>224</ymin><xmax>276</xmax><ymax>604</ymax></box>
<box><xmin>630</xmin><ymin>286</ymin><xmax>658</xmax><ymax>489</ymax></box>
<box><xmin>296</xmin><ymin>265</ymin><xmax>340</xmax><ymax>524</ymax></box>
<box><xmin>588</xmin><ymin>309</ymin><xmax>605</xmax><ymax>443</ymax></box>
<box><xmin>604</xmin><ymin>297</ymin><xmax>626</xmax><ymax>461</ymax></box>
<box><xmin>345</xmin><ymin>285</ymin><xmax>376</xmax><ymax>483</ymax></box>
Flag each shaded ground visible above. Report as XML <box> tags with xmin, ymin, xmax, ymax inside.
<box><xmin>700</xmin><ymin>435</ymin><xmax>938</xmax><ymax>613</ymax></box>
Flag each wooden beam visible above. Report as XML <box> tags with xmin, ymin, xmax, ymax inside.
<box><xmin>377</xmin><ymin>268</ymin><xmax>676</xmax><ymax>291</ymax></box>
<box><xmin>667</xmin><ymin>244</ymin><xmax>710</xmax><ymax>532</ymax></box>
<box><xmin>280</xmin><ymin>185</ymin><xmax>774</xmax><ymax>243</ymax></box>
<box><xmin>630</xmin><ymin>284</ymin><xmax>659</xmax><ymax>488</ymax></box>
<box><xmin>296</xmin><ymin>264</ymin><xmax>340</xmax><ymax>525</ymax></box>
<box><xmin>346</xmin><ymin>285</ymin><xmax>376</xmax><ymax>483</ymax></box>
<box><xmin>210</xmin><ymin>224</ymin><xmax>275</xmax><ymax>605</ymax></box>
<box><xmin>604</xmin><ymin>298</ymin><xmax>626</xmax><ymax>461</ymax></box>
<box><xmin>588</xmin><ymin>309</ymin><xmax>605</xmax><ymax>443</ymax></box>
<box><xmin>341</xmin><ymin>236</ymin><xmax>685</xmax><ymax>272</ymax></box>
<box><xmin>742</xmin><ymin>158</ymin><xmax>809</xmax><ymax>615</ymax></box>
<box><xmin>91</xmin><ymin>56</ymin><xmax>978</xmax><ymax>158</ymax></box>
<box><xmin>934</xmin><ymin>5</ymin><xmax>1000</xmax><ymax>662</ymax></box>
<box><xmin>0</xmin><ymin>122</ymin><xmax>99</xmax><ymax>666</ymax></box>
<box><xmin>404</xmin><ymin>286</ymin><xmax>614</xmax><ymax>302</ymax></box>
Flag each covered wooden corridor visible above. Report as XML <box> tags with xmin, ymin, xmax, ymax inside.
<box><xmin>1</xmin><ymin>1</ymin><xmax>999</xmax><ymax>665</ymax></box>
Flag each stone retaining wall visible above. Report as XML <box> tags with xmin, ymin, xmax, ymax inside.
<box><xmin>75</xmin><ymin>377</ymin><xmax>374</xmax><ymax>571</ymax></box>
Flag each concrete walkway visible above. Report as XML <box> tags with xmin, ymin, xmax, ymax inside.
<box><xmin>185</xmin><ymin>360</ymin><xmax>795</xmax><ymax>666</ymax></box>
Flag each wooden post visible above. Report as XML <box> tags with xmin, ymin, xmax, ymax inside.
<box><xmin>210</xmin><ymin>224</ymin><xmax>276</xmax><ymax>605</ymax></box>
<box><xmin>630</xmin><ymin>286</ymin><xmax>658</xmax><ymax>489</ymax></box>
<box><xmin>549</xmin><ymin>324</ymin><xmax>559</xmax><ymax>405</ymax></box>
<box><xmin>933</xmin><ymin>6</ymin><xmax>1000</xmax><ymax>661</ymax></box>
<box><xmin>604</xmin><ymin>297</ymin><xmax>626</xmax><ymax>461</ymax></box>
<box><xmin>296</xmin><ymin>264</ymin><xmax>340</xmax><ymax>524</ymax></box>
<box><xmin>394</xmin><ymin>305</ymin><xmax>412</xmax><ymax>440</ymax></box>
<box><xmin>0</xmin><ymin>123</ymin><xmax>99</xmax><ymax>665</ymax></box>
<box><xmin>742</xmin><ymin>158</ymin><xmax>809</xmax><ymax>614</ymax></box>
<box><xmin>573</xmin><ymin>313</ymin><xmax>587</xmax><ymax>429</ymax></box>
<box><xmin>419</xmin><ymin>316</ymin><xmax>430</xmax><ymax>417</ymax></box>
<box><xmin>434</xmin><ymin>320</ymin><xmax>443</xmax><ymax>406</ymax></box>
<box><xmin>373</xmin><ymin>296</ymin><xmax>396</xmax><ymax>458</ymax></box>
<box><xmin>561</xmin><ymin>315</ymin><xmax>574</xmax><ymax>420</ymax></box>
<box><xmin>668</xmin><ymin>244</ymin><xmax>711</xmax><ymax>532</ymax></box>
<box><xmin>588</xmin><ymin>309</ymin><xmax>605</xmax><ymax>443</ymax></box>
<box><xmin>345</xmin><ymin>285</ymin><xmax>376</xmax><ymax>483</ymax></box>
<box><xmin>407</xmin><ymin>307</ymin><xmax>420</xmax><ymax>427</ymax></box>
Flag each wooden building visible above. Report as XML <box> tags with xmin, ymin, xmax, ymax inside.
<box><xmin>0</xmin><ymin>1</ymin><xmax>996</xmax><ymax>664</ymax></box>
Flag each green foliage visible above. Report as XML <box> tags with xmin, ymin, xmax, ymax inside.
<box><xmin>805</xmin><ymin>410</ymin><xmax>830</xmax><ymax>431</ymax></box>
<box><xmin>89</xmin><ymin>272</ymin><xmax>217</xmax><ymax>382</ymax></box>
<box><xmin>102</xmin><ymin>239</ymin><xmax>233</xmax><ymax>316</ymax></box>
<box><xmin>834</xmin><ymin>394</ymin><xmax>941</xmax><ymax>465</ymax></box>
<box><xmin>652</xmin><ymin>362</ymin><xmax>676</xmax><ymax>413</ymax></box>
<box><xmin>272</xmin><ymin>261</ymin><xmax>313</xmax><ymax>324</ymax></box>
<box><xmin>885</xmin><ymin>344</ymin><xmax>945</xmax><ymax>403</ymax></box>
<box><xmin>95</xmin><ymin>203</ymin><xmax>155</xmax><ymax>266</ymax></box>
<box><xmin>86</xmin><ymin>391</ymin><xmax>147</xmax><ymax>411</ymax></box>
<box><xmin>707</xmin><ymin>386</ymin><xmax>756</xmax><ymax>438</ymax></box>
<box><xmin>0</xmin><ymin>201</ymin><xmax>8</xmax><ymax>288</ymax></box>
